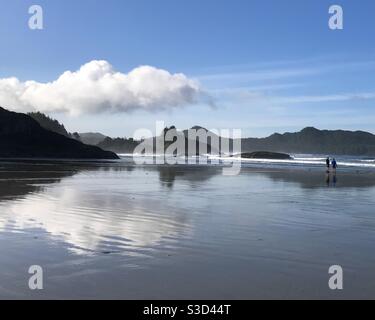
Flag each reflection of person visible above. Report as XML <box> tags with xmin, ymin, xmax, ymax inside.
<box><xmin>325</xmin><ymin>157</ymin><xmax>338</xmax><ymax>187</ymax></box>
<box><xmin>326</xmin><ymin>172</ymin><xmax>330</xmax><ymax>186</ymax></box>
<box><xmin>326</xmin><ymin>172</ymin><xmax>337</xmax><ymax>187</ymax></box>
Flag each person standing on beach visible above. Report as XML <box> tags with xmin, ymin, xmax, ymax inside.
<box><xmin>332</xmin><ymin>158</ymin><xmax>337</xmax><ymax>172</ymax></box>
<box><xmin>326</xmin><ymin>157</ymin><xmax>330</xmax><ymax>171</ymax></box>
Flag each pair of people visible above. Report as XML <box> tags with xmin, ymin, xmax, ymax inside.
<box><xmin>326</xmin><ymin>157</ymin><xmax>337</xmax><ymax>171</ymax></box>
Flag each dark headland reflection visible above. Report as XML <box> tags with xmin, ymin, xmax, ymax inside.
<box><xmin>1</xmin><ymin>159</ymin><xmax>375</xmax><ymax>200</ymax></box>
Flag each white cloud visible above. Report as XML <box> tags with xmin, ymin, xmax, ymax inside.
<box><xmin>0</xmin><ymin>60</ymin><xmax>208</xmax><ymax>115</ymax></box>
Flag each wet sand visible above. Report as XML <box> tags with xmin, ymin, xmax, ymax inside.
<box><xmin>0</xmin><ymin>160</ymin><xmax>375</xmax><ymax>299</ymax></box>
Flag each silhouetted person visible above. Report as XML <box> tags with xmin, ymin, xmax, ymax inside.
<box><xmin>326</xmin><ymin>157</ymin><xmax>330</xmax><ymax>172</ymax></box>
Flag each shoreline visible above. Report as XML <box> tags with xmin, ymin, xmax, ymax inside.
<box><xmin>1</xmin><ymin>155</ymin><xmax>375</xmax><ymax>174</ymax></box>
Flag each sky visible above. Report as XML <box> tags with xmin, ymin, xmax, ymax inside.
<box><xmin>0</xmin><ymin>0</ymin><xmax>374</xmax><ymax>138</ymax></box>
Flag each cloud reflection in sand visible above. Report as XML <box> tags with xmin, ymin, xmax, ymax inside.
<box><xmin>0</xmin><ymin>168</ymin><xmax>194</xmax><ymax>255</ymax></box>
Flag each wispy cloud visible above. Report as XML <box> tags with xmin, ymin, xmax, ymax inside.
<box><xmin>199</xmin><ymin>57</ymin><xmax>375</xmax><ymax>110</ymax></box>
<box><xmin>271</xmin><ymin>92</ymin><xmax>375</xmax><ymax>104</ymax></box>
<box><xmin>196</xmin><ymin>59</ymin><xmax>375</xmax><ymax>87</ymax></box>
<box><xmin>211</xmin><ymin>83</ymin><xmax>305</xmax><ymax>95</ymax></box>
<box><xmin>197</xmin><ymin>67</ymin><xmax>318</xmax><ymax>83</ymax></box>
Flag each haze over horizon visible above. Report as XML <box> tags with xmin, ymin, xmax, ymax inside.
<box><xmin>1</xmin><ymin>0</ymin><xmax>374</xmax><ymax>138</ymax></box>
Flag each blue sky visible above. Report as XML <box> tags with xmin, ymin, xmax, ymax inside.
<box><xmin>0</xmin><ymin>0</ymin><xmax>374</xmax><ymax>138</ymax></box>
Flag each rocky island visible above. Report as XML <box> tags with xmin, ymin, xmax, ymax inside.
<box><xmin>239</xmin><ymin>151</ymin><xmax>292</xmax><ymax>160</ymax></box>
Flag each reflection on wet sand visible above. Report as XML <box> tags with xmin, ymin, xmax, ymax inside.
<box><xmin>252</xmin><ymin>168</ymin><xmax>375</xmax><ymax>189</ymax></box>
<box><xmin>1</xmin><ymin>162</ymin><xmax>375</xmax><ymax>253</ymax></box>
<box><xmin>1</xmin><ymin>160</ymin><xmax>375</xmax><ymax>299</ymax></box>
<box><xmin>0</xmin><ymin>161</ymin><xmax>193</xmax><ymax>255</ymax></box>
<box><xmin>0</xmin><ymin>165</ymin><xmax>76</xmax><ymax>199</ymax></box>
<box><xmin>325</xmin><ymin>172</ymin><xmax>337</xmax><ymax>187</ymax></box>
<box><xmin>157</xmin><ymin>165</ymin><xmax>217</xmax><ymax>188</ymax></box>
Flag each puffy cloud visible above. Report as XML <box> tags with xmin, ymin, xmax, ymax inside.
<box><xmin>0</xmin><ymin>60</ymin><xmax>207</xmax><ymax>115</ymax></box>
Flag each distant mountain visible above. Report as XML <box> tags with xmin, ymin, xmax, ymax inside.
<box><xmin>97</xmin><ymin>137</ymin><xmax>139</xmax><ymax>154</ymax></box>
<box><xmin>0</xmin><ymin>107</ymin><xmax>119</xmax><ymax>159</ymax></box>
<box><xmin>128</xmin><ymin>126</ymin><xmax>211</xmax><ymax>156</ymax></box>
<box><xmin>241</xmin><ymin>127</ymin><xmax>375</xmax><ymax>156</ymax></box>
<box><xmin>20</xmin><ymin>111</ymin><xmax>375</xmax><ymax>156</ymax></box>
<box><xmin>137</xmin><ymin>126</ymin><xmax>375</xmax><ymax>156</ymax></box>
<box><xmin>79</xmin><ymin>132</ymin><xmax>108</xmax><ymax>145</ymax></box>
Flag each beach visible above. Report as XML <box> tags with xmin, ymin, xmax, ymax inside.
<box><xmin>0</xmin><ymin>157</ymin><xmax>375</xmax><ymax>299</ymax></box>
